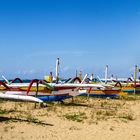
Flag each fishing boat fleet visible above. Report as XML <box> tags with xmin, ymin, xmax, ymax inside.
<box><xmin>0</xmin><ymin>58</ymin><xmax>139</xmax><ymax>104</ymax></box>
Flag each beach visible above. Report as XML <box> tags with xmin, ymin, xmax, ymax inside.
<box><xmin>0</xmin><ymin>96</ymin><xmax>140</xmax><ymax>140</ymax></box>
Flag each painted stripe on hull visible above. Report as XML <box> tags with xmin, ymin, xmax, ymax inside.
<box><xmin>37</xmin><ymin>95</ymin><xmax>71</xmax><ymax>102</ymax></box>
<box><xmin>123</xmin><ymin>90</ymin><xmax>140</xmax><ymax>93</ymax></box>
<box><xmin>80</xmin><ymin>93</ymin><xmax>119</xmax><ymax>98</ymax></box>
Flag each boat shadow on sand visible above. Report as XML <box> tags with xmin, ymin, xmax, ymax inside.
<box><xmin>0</xmin><ymin>116</ymin><xmax>54</xmax><ymax>126</ymax></box>
<box><xmin>59</xmin><ymin>101</ymin><xmax>88</xmax><ymax>107</ymax></box>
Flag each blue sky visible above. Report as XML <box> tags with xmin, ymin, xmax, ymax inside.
<box><xmin>0</xmin><ymin>0</ymin><xmax>140</xmax><ymax>79</ymax></box>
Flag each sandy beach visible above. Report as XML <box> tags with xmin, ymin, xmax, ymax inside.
<box><xmin>0</xmin><ymin>95</ymin><xmax>140</xmax><ymax>140</ymax></box>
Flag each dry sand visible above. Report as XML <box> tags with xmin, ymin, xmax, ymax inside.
<box><xmin>0</xmin><ymin>95</ymin><xmax>140</xmax><ymax>140</ymax></box>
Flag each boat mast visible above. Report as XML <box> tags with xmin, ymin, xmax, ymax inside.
<box><xmin>105</xmin><ymin>65</ymin><xmax>108</xmax><ymax>84</ymax></box>
<box><xmin>56</xmin><ymin>58</ymin><xmax>60</xmax><ymax>83</ymax></box>
<box><xmin>134</xmin><ymin>65</ymin><xmax>138</xmax><ymax>95</ymax></box>
<box><xmin>134</xmin><ymin>65</ymin><xmax>138</xmax><ymax>82</ymax></box>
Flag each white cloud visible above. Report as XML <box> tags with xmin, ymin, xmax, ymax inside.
<box><xmin>15</xmin><ymin>69</ymin><xmax>36</xmax><ymax>75</ymax></box>
<box><xmin>63</xmin><ymin>66</ymin><xmax>71</xmax><ymax>72</ymax></box>
<box><xmin>25</xmin><ymin>50</ymin><xmax>95</xmax><ymax>59</ymax></box>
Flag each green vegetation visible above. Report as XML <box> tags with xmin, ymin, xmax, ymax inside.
<box><xmin>121</xmin><ymin>94</ymin><xmax>140</xmax><ymax>101</ymax></box>
<box><xmin>118</xmin><ymin>113</ymin><xmax>135</xmax><ymax>121</ymax></box>
<box><xmin>46</xmin><ymin>105</ymin><xmax>57</xmax><ymax>112</ymax></box>
<box><xmin>64</xmin><ymin>112</ymin><xmax>87</xmax><ymax>122</ymax></box>
<box><xmin>0</xmin><ymin>108</ymin><xmax>15</xmax><ymax>115</ymax></box>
